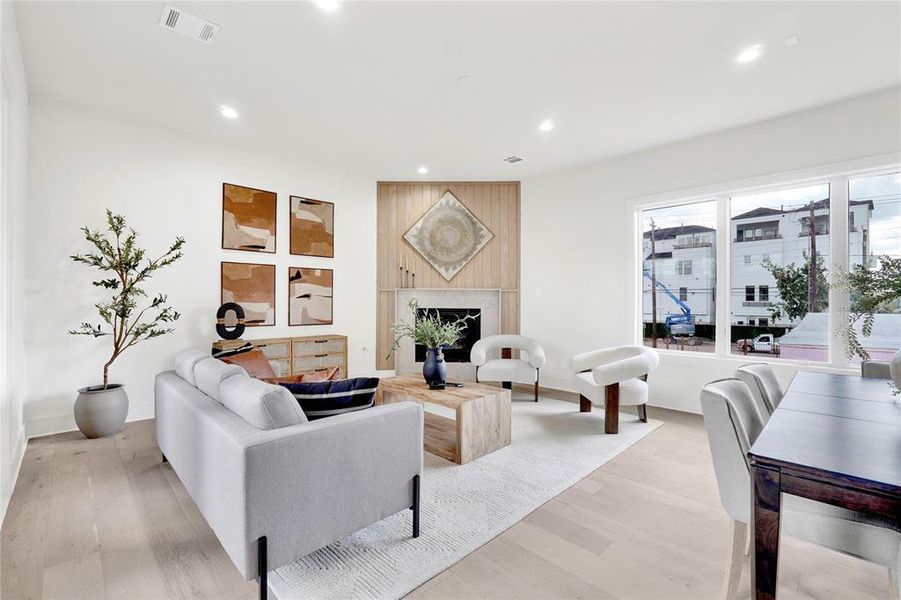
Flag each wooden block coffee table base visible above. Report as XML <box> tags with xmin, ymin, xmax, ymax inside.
<box><xmin>376</xmin><ymin>374</ymin><xmax>512</xmax><ymax>465</ymax></box>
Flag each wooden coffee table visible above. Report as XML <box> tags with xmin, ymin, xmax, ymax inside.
<box><xmin>375</xmin><ymin>374</ymin><xmax>511</xmax><ymax>464</ymax></box>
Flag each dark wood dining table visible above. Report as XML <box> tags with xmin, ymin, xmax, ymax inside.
<box><xmin>748</xmin><ymin>370</ymin><xmax>901</xmax><ymax>600</ymax></box>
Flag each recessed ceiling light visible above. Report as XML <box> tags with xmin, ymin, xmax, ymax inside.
<box><xmin>734</xmin><ymin>44</ymin><xmax>764</xmax><ymax>65</ymax></box>
<box><xmin>538</xmin><ymin>119</ymin><xmax>555</xmax><ymax>132</ymax></box>
<box><xmin>457</xmin><ymin>75</ymin><xmax>477</xmax><ymax>86</ymax></box>
<box><xmin>504</xmin><ymin>156</ymin><xmax>523</xmax><ymax>164</ymax></box>
<box><xmin>220</xmin><ymin>105</ymin><xmax>239</xmax><ymax>119</ymax></box>
<box><xmin>784</xmin><ymin>35</ymin><xmax>800</xmax><ymax>47</ymax></box>
<box><xmin>313</xmin><ymin>0</ymin><xmax>340</xmax><ymax>12</ymax></box>
<box><xmin>417</xmin><ymin>166</ymin><xmax>429</xmax><ymax>174</ymax></box>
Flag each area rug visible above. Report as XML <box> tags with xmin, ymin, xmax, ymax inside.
<box><xmin>269</xmin><ymin>397</ymin><xmax>662</xmax><ymax>600</ymax></box>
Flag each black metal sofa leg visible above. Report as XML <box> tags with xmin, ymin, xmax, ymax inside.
<box><xmin>412</xmin><ymin>474</ymin><xmax>420</xmax><ymax>538</ymax></box>
<box><xmin>258</xmin><ymin>536</ymin><xmax>267</xmax><ymax>600</ymax></box>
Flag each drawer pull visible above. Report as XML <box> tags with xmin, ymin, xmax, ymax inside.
<box><xmin>315</xmin><ymin>353</ymin><xmax>328</xmax><ymax>358</ymax></box>
<box><xmin>314</xmin><ymin>339</ymin><xmax>328</xmax><ymax>344</ymax></box>
<box><xmin>314</xmin><ymin>368</ymin><xmax>329</xmax><ymax>372</ymax></box>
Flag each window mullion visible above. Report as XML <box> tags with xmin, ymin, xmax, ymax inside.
<box><xmin>715</xmin><ymin>195</ymin><xmax>730</xmax><ymax>357</ymax></box>
<box><xmin>829</xmin><ymin>176</ymin><xmax>850</xmax><ymax>369</ymax></box>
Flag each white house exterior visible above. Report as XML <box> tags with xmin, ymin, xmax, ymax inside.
<box><xmin>643</xmin><ymin>199</ymin><xmax>873</xmax><ymax>332</ymax></box>
<box><xmin>641</xmin><ymin>225</ymin><xmax>716</xmax><ymax>327</ymax></box>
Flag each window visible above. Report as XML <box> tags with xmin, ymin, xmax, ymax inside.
<box><xmin>637</xmin><ymin>167</ymin><xmax>897</xmax><ymax>366</ymax></box>
<box><xmin>731</xmin><ymin>183</ymin><xmax>830</xmax><ymax>361</ymax></box>
<box><xmin>640</xmin><ymin>200</ymin><xmax>716</xmax><ymax>353</ymax></box>
<box><xmin>847</xmin><ymin>172</ymin><xmax>901</xmax><ymax>364</ymax></box>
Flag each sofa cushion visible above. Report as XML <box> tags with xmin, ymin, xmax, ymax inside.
<box><xmin>174</xmin><ymin>349</ymin><xmax>209</xmax><ymax>386</ymax></box>
<box><xmin>279</xmin><ymin>377</ymin><xmax>379</xmax><ymax>420</ymax></box>
<box><xmin>194</xmin><ymin>358</ymin><xmax>247</xmax><ymax>402</ymax></box>
<box><xmin>219</xmin><ymin>374</ymin><xmax>308</xmax><ymax>429</ymax></box>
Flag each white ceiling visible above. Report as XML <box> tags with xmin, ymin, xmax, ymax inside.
<box><xmin>14</xmin><ymin>1</ymin><xmax>901</xmax><ymax>180</ymax></box>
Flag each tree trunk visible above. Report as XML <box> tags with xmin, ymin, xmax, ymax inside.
<box><xmin>103</xmin><ymin>360</ymin><xmax>112</xmax><ymax>389</ymax></box>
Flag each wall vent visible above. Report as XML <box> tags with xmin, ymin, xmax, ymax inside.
<box><xmin>504</xmin><ymin>156</ymin><xmax>523</xmax><ymax>163</ymax></box>
<box><xmin>159</xmin><ymin>5</ymin><xmax>220</xmax><ymax>44</ymax></box>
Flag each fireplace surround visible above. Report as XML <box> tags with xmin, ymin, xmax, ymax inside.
<box><xmin>395</xmin><ymin>289</ymin><xmax>501</xmax><ymax>381</ymax></box>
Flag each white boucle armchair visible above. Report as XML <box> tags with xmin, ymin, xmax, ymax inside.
<box><xmin>470</xmin><ymin>335</ymin><xmax>546</xmax><ymax>402</ymax></box>
<box><xmin>568</xmin><ymin>345</ymin><xmax>659</xmax><ymax>434</ymax></box>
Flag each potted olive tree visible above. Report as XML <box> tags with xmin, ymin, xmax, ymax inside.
<box><xmin>836</xmin><ymin>255</ymin><xmax>901</xmax><ymax>395</ymax></box>
<box><xmin>389</xmin><ymin>299</ymin><xmax>477</xmax><ymax>385</ymax></box>
<box><xmin>69</xmin><ymin>210</ymin><xmax>185</xmax><ymax>437</ymax></box>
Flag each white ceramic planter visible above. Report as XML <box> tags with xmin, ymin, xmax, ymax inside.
<box><xmin>74</xmin><ymin>384</ymin><xmax>129</xmax><ymax>438</ymax></box>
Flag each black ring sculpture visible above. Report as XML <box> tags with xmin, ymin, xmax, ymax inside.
<box><xmin>216</xmin><ymin>302</ymin><xmax>246</xmax><ymax>340</ymax></box>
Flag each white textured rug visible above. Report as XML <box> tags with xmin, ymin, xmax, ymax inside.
<box><xmin>270</xmin><ymin>397</ymin><xmax>662</xmax><ymax>600</ymax></box>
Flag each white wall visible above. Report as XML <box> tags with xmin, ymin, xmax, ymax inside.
<box><xmin>521</xmin><ymin>87</ymin><xmax>901</xmax><ymax>412</ymax></box>
<box><xmin>24</xmin><ymin>101</ymin><xmax>377</xmax><ymax>436</ymax></box>
<box><xmin>1</xmin><ymin>0</ymin><xmax>30</xmax><ymax>521</ymax></box>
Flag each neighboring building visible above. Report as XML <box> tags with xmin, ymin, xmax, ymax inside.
<box><xmin>641</xmin><ymin>225</ymin><xmax>716</xmax><ymax>327</ymax></box>
<box><xmin>730</xmin><ymin>198</ymin><xmax>873</xmax><ymax>328</ymax></box>
<box><xmin>643</xmin><ymin>199</ymin><xmax>874</xmax><ymax>331</ymax></box>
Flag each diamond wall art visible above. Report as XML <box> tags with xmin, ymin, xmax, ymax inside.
<box><xmin>403</xmin><ymin>191</ymin><xmax>494</xmax><ymax>281</ymax></box>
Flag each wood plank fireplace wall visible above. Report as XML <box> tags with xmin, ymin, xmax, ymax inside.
<box><xmin>376</xmin><ymin>181</ymin><xmax>521</xmax><ymax>370</ymax></box>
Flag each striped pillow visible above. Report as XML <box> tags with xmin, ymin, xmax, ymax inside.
<box><xmin>279</xmin><ymin>377</ymin><xmax>379</xmax><ymax>420</ymax></box>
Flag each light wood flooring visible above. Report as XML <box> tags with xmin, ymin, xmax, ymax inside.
<box><xmin>1</xmin><ymin>404</ymin><xmax>892</xmax><ymax>600</ymax></box>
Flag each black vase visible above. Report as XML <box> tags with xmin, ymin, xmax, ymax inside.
<box><xmin>422</xmin><ymin>347</ymin><xmax>447</xmax><ymax>385</ymax></box>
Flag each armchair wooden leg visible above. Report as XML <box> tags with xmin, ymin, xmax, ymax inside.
<box><xmin>723</xmin><ymin>520</ymin><xmax>747</xmax><ymax>600</ymax></box>
<box><xmin>579</xmin><ymin>394</ymin><xmax>592</xmax><ymax>413</ymax></box>
<box><xmin>637</xmin><ymin>404</ymin><xmax>648</xmax><ymax>423</ymax></box>
<box><xmin>534</xmin><ymin>381</ymin><xmax>539</xmax><ymax>403</ymax></box>
<box><xmin>258</xmin><ymin>536</ymin><xmax>268</xmax><ymax>600</ymax></box>
<box><xmin>604</xmin><ymin>383</ymin><xmax>619</xmax><ymax>434</ymax></box>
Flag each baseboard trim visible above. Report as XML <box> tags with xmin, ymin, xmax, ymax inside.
<box><xmin>1</xmin><ymin>425</ymin><xmax>27</xmax><ymax>526</ymax></box>
<box><xmin>25</xmin><ymin>403</ymin><xmax>155</xmax><ymax>439</ymax></box>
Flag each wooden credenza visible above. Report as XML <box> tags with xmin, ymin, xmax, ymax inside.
<box><xmin>232</xmin><ymin>335</ymin><xmax>348</xmax><ymax>379</ymax></box>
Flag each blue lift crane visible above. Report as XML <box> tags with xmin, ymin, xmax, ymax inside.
<box><xmin>642</xmin><ymin>270</ymin><xmax>698</xmax><ymax>344</ymax></box>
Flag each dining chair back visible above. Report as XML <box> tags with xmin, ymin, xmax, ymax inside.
<box><xmin>735</xmin><ymin>363</ymin><xmax>783</xmax><ymax>416</ymax></box>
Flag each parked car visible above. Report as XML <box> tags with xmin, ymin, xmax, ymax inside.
<box><xmin>735</xmin><ymin>333</ymin><xmax>779</xmax><ymax>354</ymax></box>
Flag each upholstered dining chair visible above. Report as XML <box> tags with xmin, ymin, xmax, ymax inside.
<box><xmin>470</xmin><ymin>335</ymin><xmax>546</xmax><ymax>402</ymax></box>
<box><xmin>700</xmin><ymin>379</ymin><xmax>901</xmax><ymax>600</ymax></box>
<box><xmin>568</xmin><ymin>346</ymin><xmax>659</xmax><ymax>434</ymax></box>
<box><xmin>735</xmin><ymin>363</ymin><xmax>784</xmax><ymax>418</ymax></box>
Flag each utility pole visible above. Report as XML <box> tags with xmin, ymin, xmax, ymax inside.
<box><xmin>807</xmin><ymin>200</ymin><xmax>818</xmax><ymax>313</ymax></box>
<box><xmin>650</xmin><ymin>218</ymin><xmax>658</xmax><ymax>348</ymax></box>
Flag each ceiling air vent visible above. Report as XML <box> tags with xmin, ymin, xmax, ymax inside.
<box><xmin>504</xmin><ymin>156</ymin><xmax>523</xmax><ymax>164</ymax></box>
<box><xmin>159</xmin><ymin>5</ymin><xmax>220</xmax><ymax>44</ymax></box>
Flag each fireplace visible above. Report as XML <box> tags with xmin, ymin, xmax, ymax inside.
<box><xmin>414</xmin><ymin>308</ymin><xmax>481</xmax><ymax>363</ymax></box>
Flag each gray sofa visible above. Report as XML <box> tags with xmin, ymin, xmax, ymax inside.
<box><xmin>155</xmin><ymin>351</ymin><xmax>424</xmax><ymax>599</ymax></box>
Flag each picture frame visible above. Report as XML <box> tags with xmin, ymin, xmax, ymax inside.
<box><xmin>289</xmin><ymin>195</ymin><xmax>335</xmax><ymax>258</ymax></box>
<box><xmin>288</xmin><ymin>266</ymin><xmax>334</xmax><ymax>326</ymax></box>
<box><xmin>220</xmin><ymin>261</ymin><xmax>276</xmax><ymax>327</ymax></box>
<box><xmin>222</xmin><ymin>182</ymin><xmax>277</xmax><ymax>253</ymax></box>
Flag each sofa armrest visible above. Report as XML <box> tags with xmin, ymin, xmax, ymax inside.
<box><xmin>241</xmin><ymin>401</ymin><xmax>424</xmax><ymax>579</ymax></box>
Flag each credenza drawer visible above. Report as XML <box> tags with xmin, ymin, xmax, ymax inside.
<box><xmin>297</xmin><ymin>366</ymin><xmax>346</xmax><ymax>380</ymax></box>
<box><xmin>293</xmin><ymin>353</ymin><xmax>344</xmax><ymax>372</ymax></box>
<box><xmin>293</xmin><ymin>338</ymin><xmax>345</xmax><ymax>357</ymax></box>
<box><xmin>258</xmin><ymin>341</ymin><xmax>290</xmax><ymax>359</ymax></box>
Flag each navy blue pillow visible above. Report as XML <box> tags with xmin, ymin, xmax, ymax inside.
<box><xmin>279</xmin><ymin>377</ymin><xmax>379</xmax><ymax>420</ymax></box>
